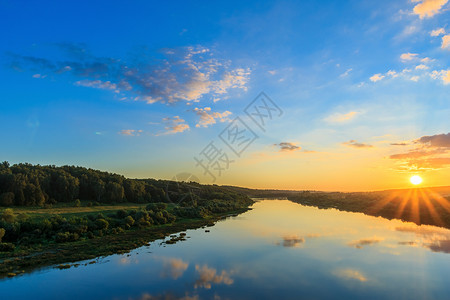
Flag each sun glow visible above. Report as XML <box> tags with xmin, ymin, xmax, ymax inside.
<box><xmin>410</xmin><ymin>175</ymin><xmax>423</xmax><ymax>185</ymax></box>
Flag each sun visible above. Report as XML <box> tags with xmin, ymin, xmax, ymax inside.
<box><xmin>410</xmin><ymin>175</ymin><xmax>423</xmax><ymax>185</ymax></box>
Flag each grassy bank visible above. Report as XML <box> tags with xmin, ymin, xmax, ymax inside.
<box><xmin>0</xmin><ymin>205</ymin><xmax>251</xmax><ymax>279</ymax></box>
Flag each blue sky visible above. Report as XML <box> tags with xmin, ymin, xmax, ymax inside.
<box><xmin>1</xmin><ymin>0</ymin><xmax>450</xmax><ymax>191</ymax></box>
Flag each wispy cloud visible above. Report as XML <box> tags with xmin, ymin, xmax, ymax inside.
<box><xmin>400</xmin><ymin>52</ymin><xmax>418</xmax><ymax>62</ymax></box>
<box><xmin>161</xmin><ymin>116</ymin><xmax>190</xmax><ymax>135</ymax></box>
<box><xmin>273</xmin><ymin>142</ymin><xmax>301</xmax><ymax>152</ymax></box>
<box><xmin>342</xmin><ymin>140</ymin><xmax>373</xmax><ymax>149</ymax></box>
<box><xmin>431</xmin><ymin>27</ymin><xmax>446</xmax><ymax>36</ymax></box>
<box><xmin>9</xmin><ymin>44</ymin><xmax>251</xmax><ymax>104</ymax></box>
<box><xmin>118</xmin><ymin>129</ymin><xmax>143</xmax><ymax>136</ymax></box>
<box><xmin>370</xmin><ymin>73</ymin><xmax>385</xmax><ymax>82</ymax></box>
<box><xmin>324</xmin><ymin>111</ymin><xmax>360</xmax><ymax>123</ymax></box>
<box><xmin>412</xmin><ymin>0</ymin><xmax>448</xmax><ymax>19</ymax></box>
<box><xmin>193</xmin><ymin>107</ymin><xmax>232</xmax><ymax>128</ymax></box>
<box><xmin>389</xmin><ymin>133</ymin><xmax>450</xmax><ymax>171</ymax></box>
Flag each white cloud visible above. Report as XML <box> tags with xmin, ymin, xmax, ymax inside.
<box><xmin>430</xmin><ymin>69</ymin><xmax>450</xmax><ymax>84</ymax></box>
<box><xmin>118</xmin><ymin>129</ymin><xmax>143</xmax><ymax>136</ymax></box>
<box><xmin>193</xmin><ymin>107</ymin><xmax>232</xmax><ymax>128</ymax></box>
<box><xmin>442</xmin><ymin>34</ymin><xmax>450</xmax><ymax>49</ymax></box>
<box><xmin>410</xmin><ymin>75</ymin><xmax>420</xmax><ymax>82</ymax></box>
<box><xmin>412</xmin><ymin>0</ymin><xmax>448</xmax><ymax>19</ymax></box>
<box><xmin>75</xmin><ymin>79</ymin><xmax>117</xmax><ymax>90</ymax></box>
<box><xmin>339</xmin><ymin>68</ymin><xmax>353</xmax><ymax>78</ymax></box>
<box><xmin>400</xmin><ymin>52</ymin><xmax>418</xmax><ymax>61</ymax></box>
<box><xmin>421</xmin><ymin>57</ymin><xmax>434</xmax><ymax>63</ymax></box>
<box><xmin>415</xmin><ymin>64</ymin><xmax>429</xmax><ymax>70</ymax></box>
<box><xmin>370</xmin><ymin>73</ymin><xmax>385</xmax><ymax>82</ymax></box>
<box><xmin>431</xmin><ymin>28</ymin><xmax>446</xmax><ymax>36</ymax></box>
<box><xmin>443</xmin><ymin>70</ymin><xmax>450</xmax><ymax>84</ymax></box>
<box><xmin>325</xmin><ymin>111</ymin><xmax>360</xmax><ymax>123</ymax></box>
<box><xmin>32</xmin><ymin>74</ymin><xmax>46</xmax><ymax>79</ymax></box>
<box><xmin>161</xmin><ymin>116</ymin><xmax>190</xmax><ymax>135</ymax></box>
<box><xmin>387</xmin><ymin>70</ymin><xmax>399</xmax><ymax>78</ymax></box>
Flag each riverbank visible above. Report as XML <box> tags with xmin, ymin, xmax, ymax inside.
<box><xmin>0</xmin><ymin>207</ymin><xmax>251</xmax><ymax>279</ymax></box>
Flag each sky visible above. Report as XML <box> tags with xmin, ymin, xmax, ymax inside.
<box><xmin>1</xmin><ymin>0</ymin><xmax>450</xmax><ymax>191</ymax></box>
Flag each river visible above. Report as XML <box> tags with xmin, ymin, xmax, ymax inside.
<box><xmin>1</xmin><ymin>199</ymin><xmax>450</xmax><ymax>299</ymax></box>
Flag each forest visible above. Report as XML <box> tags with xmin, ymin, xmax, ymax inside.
<box><xmin>0</xmin><ymin>162</ymin><xmax>253</xmax><ymax>276</ymax></box>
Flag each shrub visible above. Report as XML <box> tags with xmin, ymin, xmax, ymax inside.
<box><xmin>146</xmin><ymin>203</ymin><xmax>167</xmax><ymax>211</ymax></box>
<box><xmin>95</xmin><ymin>218</ymin><xmax>109</xmax><ymax>230</ymax></box>
<box><xmin>74</xmin><ymin>199</ymin><xmax>81</xmax><ymax>207</ymax></box>
<box><xmin>124</xmin><ymin>215</ymin><xmax>135</xmax><ymax>226</ymax></box>
<box><xmin>116</xmin><ymin>209</ymin><xmax>128</xmax><ymax>219</ymax></box>
<box><xmin>0</xmin><ymin>228</ymin><xmax>5</xmax><ymax>242</ymax></box>
<box><xmin>55</xmin><ymin>232</ymin><xmax>79</xmax><ymax>243</ymax></box>
<box><xmin>1</xmin><ymin>208</ymin><xmax>15</xmax><ymax>223</ymax></box>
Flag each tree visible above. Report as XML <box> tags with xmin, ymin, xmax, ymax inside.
<box><xmin>105</xmin><ymin>182</ymin><xmax>124</xmax><ymax>203</ymax></box>
<box><xmin>0</xmin><ymin>192</ymin><xmax>15</xmax><ymax>206</ymax></box>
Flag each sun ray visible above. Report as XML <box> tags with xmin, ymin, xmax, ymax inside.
<box><xmin>409</xmin><ymin>189</ymin><xmax>421</xmax><ymax>224</ymax></box>
<box><xmin>368</xmin><ymin>190</ymin><xmax>402</xmax><ymax>215</ymax></box>
<box><xmin>418</xmin><ymin>189</ymin><xmax>444</xmax><ymax>226</ymax></box>
<box><xmin>395</xmin><ymin>189</ymin><xmax>412</xmax><ymax>219</ymax></box>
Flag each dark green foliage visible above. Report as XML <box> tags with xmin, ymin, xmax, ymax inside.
<box><xmin>0</xmin><ymin>161</ymin><xmax>254</xmax><ymax>253</ymax></box>
<box><xmin>1</xmin><ymin>209</ymin><xmax>15</xmax><ymax>223</ymax></box>
<box><xmin>0</xmin><ymin>243</ymin><xmax>15</xmax><ymax>252</ymax></box>
<box><xmin>0</xmin><ymin>192</ymin><xmax>14</xmax><ymax>206</ymax></box>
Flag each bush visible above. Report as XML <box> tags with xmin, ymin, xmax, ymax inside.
<box><xmin>74</xmin><ymin>199</ymin><xmax>81</xmax><ymax>207</ymax></box>
<box><xmin>0</xmin><ymin>192</ymin><xmax>15</xmax><ymax>206</ymax></box>
<box><xmin>95</xmin><ymin>219</ymin><xmax>109</xmax><ymax>230</ymax></box>
<box><xmin>1</xmin><ymin>208</ymin><xmax>15</xmax><ymax>223</ymax></box>
<box><xmin>146</xmin><ymin>203</ymin><xmax>167</xmax><ymax>211</ymax></box>
<box><xmin>55</xmin><ymin>232</ymin><xmax>79</xmax><ymax>243</ymax></box>
<box><xmin>124</xmin><ymin>215</ymin><xmax>135</xmax><ymax>226</ymax></box>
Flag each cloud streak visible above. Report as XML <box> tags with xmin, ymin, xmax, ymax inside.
<box><xmin>342</xmin><ymin>140</ymin><xmax>373</xmax><ymax>149</ymax></box>
<box><xmin>274</xmin><ymin>142</ymin><xmax>301</xmax><ymax>152</ymax></box>
<box><xmin>9</xmin><ymin>44</ymin><xmax>251</xmax><ymax>105</ymax></box>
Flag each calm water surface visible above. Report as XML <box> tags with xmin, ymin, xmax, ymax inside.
<box><xmin>2</xmin><ymin>200</ymin><xmax>450</xmax><ymax>300</ymax></box>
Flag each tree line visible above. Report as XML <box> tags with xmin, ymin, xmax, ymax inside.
<box><xmin>0</xmin><ymin>162</ymin><xmax>175</xmax><ymax>206</ymax></box>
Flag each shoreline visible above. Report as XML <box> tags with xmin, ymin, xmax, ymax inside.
<box><xmin>0</xmin><ymin>207</ymin><xmax>251</xmax><ymax>279</ymax></box>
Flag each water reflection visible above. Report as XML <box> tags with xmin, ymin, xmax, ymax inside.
<box><xmin>277</xmin><ymin>235</ymin><xmax>305</xmax><ymax>247</ymax></box>
<box><xmin>194</xmin><ymin>265</ymin><xmax>233</xmax><ymax>289</ymax></box>
<box><xmin>347</xmin><ymin>237</ymin><xmax>384</xmax><ymax>249</ymax></box>
<box><xmin>159</xmin><ymin>257</ymin><xmax>189</xmax><ymax>279</ymax></box>
<box><xmin>1</xmin><ymin>200</ymin><xmax>450</xmax><ymax>300</ymax></box>
<box><xmin>396</xmin><ymin>224</ymin><xmax>450</xmax><ymax>253</ymax></box>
